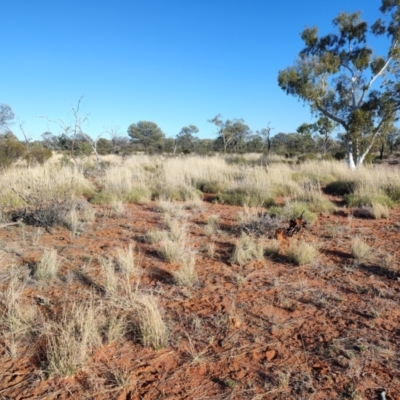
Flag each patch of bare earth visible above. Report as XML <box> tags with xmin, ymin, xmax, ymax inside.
<box><xmin>0</xmin><ymin>198</ymin><xmax>399</xmax><ymax>399</ymax></box>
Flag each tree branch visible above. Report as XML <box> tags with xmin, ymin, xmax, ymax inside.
<box><xmin>357</xmin><ymin>47</ymin><xmax>395</xmax><ymax>108</ymax></box>
<box><xmin>315</xmin><ymin>105</ymin><xmax>348</xmax><ymax>130</ymax></box>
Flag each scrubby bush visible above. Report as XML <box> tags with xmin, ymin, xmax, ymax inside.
<box><xmin>90</xmin><ymin>191</ymin><xmax>115</xmax><ymax>205</ymax></box>
<box><xmin>333</xmin><ymin>151</ymin><xmax>346</xmax><ymax>161</ymax></box>
<box><xmin>25</xmin><ymin>146</ymin><xmax>52</xmax><ymax>165</ymax></box>
<box><xmin>297</xmin><ymin>153</ymin><xmax>317</xmax><ymax>163</ymax></box>
<box><xmin>225</xmin><ymin>155</ymin><xmax>247</xmax><ymax>165</ymax></box>
<box><xmin>195</xmin><ymin>179</ymin><xmax>226</xmax><ymax>194</ymax></box>
<box><xmin>152</xmin><ymin>184</ymin><xmax>202</xmax><ymax>202</ymax></box>
<box><xmin>0</xmin><ymin>138</ymin><xmax>26</xmax><ymax>168</ymax></box>
<box><xmin>324</xmin><ymin>180</ymin><xmax>358</xmax><ymax>196</ymax></box>
<box><xmin>383</xmin><ymin>184</ymin><xmax>400</xmax><ymax>203</ymax></box>
<box><xmin>215</xmin><ymin>187</ymin><xmax>275</xmax><ymax>207</ymax></box>
<box><xmin>269</xmin><ymin>202</ymin><xmax>317</xmax><ymax>224</ymax></box>
<box><xmin>344</xmin><ymin>193</ymin><xmax>394</xmax><ymax>208</ymax></box>
<box><xmin>321</xmin><ymin>153</ymin><xmax>335</xmax><ymax>161</ymax></box>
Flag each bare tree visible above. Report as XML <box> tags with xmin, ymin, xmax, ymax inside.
<box><xmin>18</xmin><ymin>121</ymin><xmax>31</xmax><ymax>151</ymax></box>
<box><xmin>41</xmin><ymin>97</ymin><xmax>102</xmax><ymax>169</ymax></box>
<box><xmin>105</xmin><ymin>124</ymin><xmax>123</xmax><ymax>153</ymax></box>
<box><xmin>256</xmin><ymin>122</ymin><xmax>274</xmax><ymax>155</ymax></box>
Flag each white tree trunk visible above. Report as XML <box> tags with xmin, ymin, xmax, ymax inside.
<box><xmin>356</xmin><ymin>133</ymin><xmax>379</xmax><ymax>167</ymax></box>
<box><xmin>346</xmin><ymin>139</ymin><xmax>357</xmax><ymax>170</ymax></box>
<box><xmin>347</xmin><ymin>132</ymin><xmax>378</xmax><ymax>168</ymax></box>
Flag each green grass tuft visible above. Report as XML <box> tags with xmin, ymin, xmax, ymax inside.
<box><xmin>344</xmin><ymin>193</ymin><xmax>395</xmax><ymax>208</ymax></box>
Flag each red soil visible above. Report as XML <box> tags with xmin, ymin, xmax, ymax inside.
<box><xmin>0</xmin><ymin>198</ymin><xmax>399</xmax><ymax>399</ymax></box>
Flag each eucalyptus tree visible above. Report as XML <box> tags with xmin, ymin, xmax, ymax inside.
<box><xmin>386</xmin><ymin>125</ymin><xmax>400</xmax><ymax>153</ymax></box>
<box><xmin>297</xmin><ymin>116</ymin><xmax>337</xmax><ymax>154</ymax></box>
<box><xmin>278</xmin><ymin>0</ymin><xmax>400</xmax><ymax>168</ymax></box>
<box><xmin>176</xmin><ymin>125</ymin><xmax>199</xmax><ymax>153</ymax></box>
<box><xmin>127</xmin><ymin>121</ymin><xmax>165</xmax><ymax>153</ymax></box>
<box><xmin>209</xmin><ymin>114</ymin><xmax>251</xmax><ymax>153</ymax></box>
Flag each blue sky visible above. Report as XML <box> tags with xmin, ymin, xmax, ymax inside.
<box><xmin>1</xmin><ymin>0</ymin><xmax>384</xmax><ymax>141</ymax></box>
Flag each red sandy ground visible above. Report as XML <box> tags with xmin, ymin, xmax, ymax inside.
<box><xmin>0</xmin><ymin>197</ymin><xmax>399</xmax><ymax>400</ymax></box>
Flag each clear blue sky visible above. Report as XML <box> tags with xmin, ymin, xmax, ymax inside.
<box><xmin>1</xmin><ymin>0</ymin><xmax>383</xmax><ymax>141</ymax></box>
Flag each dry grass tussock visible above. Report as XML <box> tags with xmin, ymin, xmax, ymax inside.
<box><xmin>172</xmin><ymin>250</ymin><xmax>198</xmax><ymax>287</ymax></box>
<box><xmin>114</xmin><ymin>244</ymin><xmax>140</xmax><ymax>277</ymax></box>
<box><xmin>4</xmin><ymin>155</ymin><xmax>400</xmax><ymax>213</ymax></box>
<box><xmin>231</xmin><ymin>233</ymin><xmax>265</xmax><ymax>266</ymax></box>
<box><xmin>0</xmin><ymin>164</ymin><xmax>93</xmax><ymax>207</ymax></box>
<box><xmin>45</xmin><ymin>301</ymin><xmax>103</xmax><ymax>377</ymax></box>
<box><xmin>134</xmin><ymin>294</ymin><xmax>168</xmax><ymax>349</ymax></box>
<box><xmin>34</xmin><ymin>249</ymin><xmax>59</xmax><ymax>281</ymax></box>
<box><xmin>287</xmin><ymin>240</ymin><xmax>319</xmax><ymax>266</ymax></box>
<box><xmin>351</xmin><ymin>237</ymin><xmax>372</xmax><ymax>261</ymax></box>
<box><xmin>0</xmin><ymin>277</ymin><xmax>38</xmax><ymax>358</ymax></box>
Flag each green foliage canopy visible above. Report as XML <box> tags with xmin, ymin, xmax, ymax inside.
<box><xmin>127</xmin><ymin>121</ymin><xmax>165</xmax><ymax>153</ymax></box>
<box><xmin>278</xmin><ymin>0</ymin><xmax>400</xmax><ymax>167</ymax></box>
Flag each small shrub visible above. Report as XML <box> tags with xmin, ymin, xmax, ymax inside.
<box><xmin>383</xmin><ymin>184</ymin><xmax>400</xmax><ymax>202</ymax></box>
<box><xmin>124</xmin><ymin>187</ymin><xmax>151</xmax><ymax>204</ymax></box>
<box><xmin>344</xmin><ymin>193</ymin><xmax>394</xmax><ymax>208</ymax></box>
<box><xmin>231</xmin><ymin>233</ymin><xmax>264</xmax><ymax>266</ymax></box>
<box><xmin>354</xmin><ymin>203</ymin><xmax>389</xmax><ymax>219</ymax></box>
<box><xmin>324</xmin><ymin>180</ymin><xmax>358</xmax><ymax>196</ymax></box>
<box><xmin>271</xmin><ymin>202</ymin><xmax>316</xmax><ymax>224</ymax></box>
<box><xmin>152</xmin><ymin>185</ymin><xmax>202</xmax><ymax>202</ymax></box>
<box><xmin>237</xmin><ymin>212</ymin><xmax>284</xmax><ymax>237</ymax></box>
<box><xmin>297</xmin><ymin>153</ymin><xmax>317</xmax><ymax>163</ymax></box>
<box><xmin>25</xmin><ymin>147</ymin><xmax>52</xmax><ymax>165</ymax></box>
<box><xmin>90</xmin><ymin>191</ymin><xmax>115</xmax><ymax>205</ymax></box>
<box><xmin>334</xmin><ymin>151</ymin><xmax>346</xmax><ymax>160</ymax></box>
<box><xmin>225</xmin><ymin>155</ymin><xmax>247</xmax><ymax>165</ymax></box>
<box><xmin>196</xmin><ymin>179</ymin><xmax>226</xmax><ymax>194</ymax></box>
<box><xmin>216</xmin><ymin>187</ymin><xmax>275</xmax><ymax>207</ymax></box>
<box><xmin>0</xmin><ymin>138</ymin><xmax>26</xmax><ymax>168</ymax></box>
<box><xmin>321</xmin><ymin>153</ymin><xmax>335</xmax><ymax>161</ymax></box>
<box><xmin>272</xmin><ymin>182</ymin><xmax>303</xmax><ymax>197</ymax></box>
<box><xmin>287</xmin><ymin>240</ymin><xmax>318</xmax><ymax>266</ymax></box>
<box><xmin>351</xmin><ymin>238</ymin><xmax>371</xmax><ymax>260</ymax></box>
<box><xmin>353</xmin><ymin>206</ymin><xmax>373</xmax><ymax>219</ymax></box>
<box><xmin>306</xmin><ymin>197</ymin><xmax>336</xmax><ymax>214</ymax></box>
<box><xmin>11</xmin><ymin>198</ymin><xmax>78</xmax><ymax>231</ymax></box>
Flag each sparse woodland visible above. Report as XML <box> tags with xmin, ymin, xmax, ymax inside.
<box><xmin>0</xmin><ymin>153</ymin><xmax>399</xmax><ymax>399</ymax></box>
<box><xmin>2</xmin><ymin>1</ymin><xmax>400</xmax><ymax>398</ymax></box>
